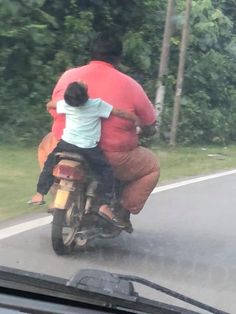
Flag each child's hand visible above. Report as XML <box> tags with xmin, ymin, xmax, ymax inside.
<box><xmin>46</xmin><ymin>100</ymin><xmax>56</xmax><ymax>110</ymax></box>
<box><xmin>136</xmin><ymin>126</ymin><xmax>142</xmax><ymax>135</ymax></box>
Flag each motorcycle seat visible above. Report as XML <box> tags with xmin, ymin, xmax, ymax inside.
<box><xmin>55</xmin><ymin>152</ymin><xmax>86</xmax><ymax>163</ymax></box>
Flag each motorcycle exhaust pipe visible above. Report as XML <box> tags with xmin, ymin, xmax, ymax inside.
<box><xmin>85</xmin><ymin>180</ymin><xmax>98</xmax><ymax>213</ymax></box>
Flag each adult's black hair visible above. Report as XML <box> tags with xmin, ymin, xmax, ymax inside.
<box><xmin>64</xmin><ymin>82</ymin><xmax>88</xmax><ymax>107</ymax></box>
<box><xmin>90</xmin><ymin>31</ymin><xmax>123</xmax><ymax>65</ymax></box>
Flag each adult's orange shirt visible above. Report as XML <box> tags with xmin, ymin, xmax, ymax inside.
<box><xmin>50</xmin><ymin>61</ymin><xmax>156</xmax><ymax>152</ymax></box>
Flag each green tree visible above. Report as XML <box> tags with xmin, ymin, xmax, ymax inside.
<box><xmin>161</xmin><ymin>0</ymin><xmax>236</xmax><ymax>144</ymax></box>
<box><xmin>1</xmin><ymin>0</ymin><xmax>236</xmax><ymax>145</ymax></box>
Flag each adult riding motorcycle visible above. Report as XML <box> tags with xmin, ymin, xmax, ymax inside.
<box><xmin>50</xmin><ymin>151</ymin><xmax>128</xmax><ymax>255</ymax></box>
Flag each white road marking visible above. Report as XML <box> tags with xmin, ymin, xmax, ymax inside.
<box><xmin>0</xmin><ymin>169</ymin><xmax>236</xmax><ymax>240</ymax></box>
<box><xmin>0</xmin><ymin>216</ymin><xmax>52</xmax><ymax>240</ymax></box>
<box><xmin>152</xmin><ymin>169</ymin><xmax>236</xmax><ymax>193</ymax></box>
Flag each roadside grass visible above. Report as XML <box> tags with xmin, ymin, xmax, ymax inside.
<box><xmin>154</xmin><ymin>145</ymin><xmax>236</xmax><ymax>183</ymax></box>
<box><xmin>0</xmin><ymin>145</ymin><xmax>48</xmax><ymax>222</ymax></box>
<box><xmin>0</xmin><ymin>144</ymin><xmax>236</xmax><ymax>222</ymax></box>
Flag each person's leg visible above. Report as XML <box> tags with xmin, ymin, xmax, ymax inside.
<box><xmin>31</xmin><ymin>140</ymin><xmax>81</xmax><ymax>204</ymax></box>
<box><xmin>37</xmin><ymin>133</ymin><xmax>59</xmax><ymax>207</ymax></box>
<box><xmin>82</xmin><ymin>147</ymin><xmax>130</xmax><ymax>229</ymax></box>
<box><xmin>104</xmin><ymin>146</ymin><xmax>160</xmax><ymax>214</ymax></box>
<box><xmin>30</xmin><ymin>143</ymin><xmax>62</xmax><ymax>204</ymax></box>
<box><xmin>82</xmin><ymin>146</ymin><xmax>114</xmax><ymax>204</ymax></box>
<box><xmin>36</xmin><ymin>146</ymin><xmax>61</xmax><ymax>196</ymax></box>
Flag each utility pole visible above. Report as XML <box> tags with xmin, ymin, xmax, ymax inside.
<box><xmin>169</xmin><ymin>0</ymin><xmax>192</xmax><ymax>146</ymax></box>
<box><xmin>155</xmin><ymin>0</ymin><xmax>175</xmax><ymax>134</ymax></box>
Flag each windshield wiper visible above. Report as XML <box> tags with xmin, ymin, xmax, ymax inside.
<box><xmin>0</xmin><ymin>266</ymin><xmax>229</xmax><ymax>314</ymax></box>
<box><xmin>116</xmin><ymin>273</ymin><xmax>229</xmax><ymax>314</ymax></box>
<box><xmin>68</xmin><ymin>269</ymin><xmax>229</xmax><ymax>314</ymax></box>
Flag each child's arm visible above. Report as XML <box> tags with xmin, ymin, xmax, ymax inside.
<box><xmin>46</xmin><ymin>100</ymin><xmax>57</xmax><ymax>111</ymax></box>
<box><xmin>111</xmin><ymin>108</ymin><xmax>140</xmax><ymax>126</ymax></box>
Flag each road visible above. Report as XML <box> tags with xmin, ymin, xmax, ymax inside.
<box><xmin>0</xmin><ymin>172</ymin><xmax>236</xmax><ymax>313</ymax></box>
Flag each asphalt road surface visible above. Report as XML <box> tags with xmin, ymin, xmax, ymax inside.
<box><xmin>0</xmin><ymin>172</ymin><xmax>236</xmax><ymax>313</ymax></box>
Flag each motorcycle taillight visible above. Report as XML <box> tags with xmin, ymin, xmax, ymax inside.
<box><xmin>53</xmin><ymin>164</ymin><xmax>84</xmax><ymax>181</ymax></box>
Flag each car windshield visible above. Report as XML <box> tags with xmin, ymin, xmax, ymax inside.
<box><xmin>0</xmin><ymin>1</ymin><xmax>235</xmax><ymax>313</ymax></box>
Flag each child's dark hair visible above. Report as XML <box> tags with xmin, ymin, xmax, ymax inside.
<box><xmin>64</xmin><ymin>82</ymin><xmax>89</xmax><ymax>107</ymax></box>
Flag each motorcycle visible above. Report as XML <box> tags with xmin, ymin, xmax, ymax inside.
<box><xmin>50</xmin><ymin>151</ymin><xmax>128</xmax><ymax>255</ymax></box>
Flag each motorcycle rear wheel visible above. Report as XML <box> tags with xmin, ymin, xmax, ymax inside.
<box><xmin>51</xmin><ymin>184</ymin><xmax>86</xmax><ymax>255</ymax></box>
<box><xmin>51</xmin><ymin>209</ymin><xmax>76</xmax><ymax>255</ymax></box>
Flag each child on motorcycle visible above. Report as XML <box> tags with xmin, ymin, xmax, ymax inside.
<box><xmin>29</xmin><ymin>81</ymin><xmax>139</xmax><ymax>229</ymax></box>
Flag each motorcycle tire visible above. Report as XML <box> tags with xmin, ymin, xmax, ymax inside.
<box><xmin>51</xmin><ymin>209</ymin><xmax>75</xmax><ymax>255</ymax></box>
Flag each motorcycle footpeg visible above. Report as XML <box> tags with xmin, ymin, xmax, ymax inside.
<box><xmin>76</xmin><ymin>228</ymin><xmax>103</xmax><ymax>241</ymax></box>
<box><xmin>124</xmin><ymin>224</ymin><xmax>133</xmax><ymax>234</ymax></box>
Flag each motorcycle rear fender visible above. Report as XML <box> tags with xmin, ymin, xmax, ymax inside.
<box><xmin>53</xmin><ymin>159</ymin><xmax>85</xmax><ymax>181</ymax></box>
